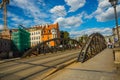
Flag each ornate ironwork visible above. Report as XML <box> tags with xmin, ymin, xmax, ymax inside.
<box><xmin>22</xmin><ymin>38</ymin><xmax>82</xmax><ymax>58</ymax></box>
<box><xmin>77</xmin><ymin>33</ymin><xmax>107</xmax><ymax>63</ymax></box>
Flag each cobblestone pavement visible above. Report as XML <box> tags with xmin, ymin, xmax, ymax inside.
<box><xmin>46</xmin><ymin>48</ymin><xmax>120</xmax><ymax>80</ymax></box>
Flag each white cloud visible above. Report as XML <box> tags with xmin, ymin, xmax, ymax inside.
<box><xmin>50</xmin><ymin>5</ymin><xmax>67</xmax><ymax>17</ymax></box>
<box><xmin>86</xmin><ymin>0</ymin><xmax>120</xmax><ymax>22</ymax></box>
<box><xmin>7</xmin><ymin>9</ymin><xmax>49</xmax><ymax>28</ymax></box>
<box><xmin>7</xmin><ymin>11</ymin><xmax>35</xmax><ymax>28</ymax></box>
<box><xmin>11</xmin><ymin>0</ymin><xmax>48</xmax><ymax>24</ymax></box>
<box><xmin>37</xmin><ymin>0</ymin><xmax>46</xmax><ymax>6</ymax></box>
<box><xmin>70</xmin><ymin>28</ymin><xmax>112</xmax><ymax>37</ymax></box>
<box><xmin>54</xmin><ymin>13</ymin><xmax>83</xmax><ymax>28</ymax></box>
<box><xmin>65</xmin><ymin>0</ymin><xmax>86</xmax><ymax>12</ymax></box>
<box><xmin>0</xmin><ymin>24</ymin><xmax>3</xmax><ymax>30</ymax></box>
<box><xmin>98</xmin><ymin>0</ymin><xmax>110</xmax><ymax>10</ymax></box>
<box><xmin>8</xmin><ymin>12</ymin><xmax>23</xmax><ymax>22</ymax></box>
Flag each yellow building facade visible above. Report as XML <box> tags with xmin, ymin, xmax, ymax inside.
<box><xmin>42</xmin><ymin>23</ymin><xmax>60</xmax><ymax>46</ymax></box>
<box><xmin>28</xmin><ymin>23</ymin><xmax>60</xmax><ymax>47</ymax></box>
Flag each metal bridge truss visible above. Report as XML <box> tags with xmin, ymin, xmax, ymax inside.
<box><xmin>22</xmin><ymin>38</ymin><xmax>82</xmax><ymax>58</ymax></box>
<box><xmin>77</xmin><ymin>33</ymin><xmax>107</xmax><ymax>63</ymax></box>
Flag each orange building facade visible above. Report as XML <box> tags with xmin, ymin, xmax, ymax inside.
<box><xmin>42</xmin><ymin>23</ymin><xmax>60</xmax><ymax>46</ymax></box>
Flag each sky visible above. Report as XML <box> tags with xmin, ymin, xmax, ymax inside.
<box><xmin>0</xmin><ymin>0</ymin><xmax>120</xmax><ymax>37</ymax></box>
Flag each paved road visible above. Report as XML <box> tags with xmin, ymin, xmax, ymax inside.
<box><xmin>0</xmin><ymin>49</ymin><xmax>80</xmax><ymax>80</ymax></box>
<box><xmin>45</xmin><ymin>48</ymin><xmax>120</xmax><ymax>80</ymax></box>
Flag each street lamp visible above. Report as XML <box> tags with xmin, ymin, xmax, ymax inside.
<box><xmin>109</xmin><ymin>0</ymin><xmax>120</xmax><ymax>46</ymax></box>
<box><xmin>0</xmin><ymin>0</ymin><xmax>10</xmax><ymax>31</ymax></box>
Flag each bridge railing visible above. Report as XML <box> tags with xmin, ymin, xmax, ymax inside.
<box><xmin>77</xmin><ymin>33</ymin><xmax>107</xmax><ymax>63</ymax></box>
<box><xmin>22</xmin><ymin>38</ymin><xmax>82</xmax><ymax>58</ymax></box>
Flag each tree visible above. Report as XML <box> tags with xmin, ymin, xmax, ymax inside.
<box><xmin>64</xmin><ymin>31</ymin><xmax>69</xmax><ymax>39</ymax></box>
<box><xmin>60</xmin><ymin>31</ymin><xmax>64</xmax><ymax>38</ymax></box>
<box><xmin>79</xmin><ymin>34</ymin><xmax>88</xmax><ymax>44</ymax></box>
<box><xmin>60</xmin><ymin>31</ymin><xmax>70</xmax><ymax>45</ymax></box>
<box><xmin>60</xmin><ymin>31</ymin><xmax>69</xmax><ymax>39</ymax></box>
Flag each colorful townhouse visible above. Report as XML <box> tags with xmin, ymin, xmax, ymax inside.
<box><xmin>42</xmin><ymin>23</ymin><xmax>60</xmax><ymax>46</ymax></box>
<box><xmin>28</xmin><ymin>23</ymin><xmax>60</xmax><ymax>47</ymax></box>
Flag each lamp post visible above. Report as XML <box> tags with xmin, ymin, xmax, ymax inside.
<box><xmin>109</xmin><ymin>0</ymin><xmax>120</xmax><ymax>46</ymax></box>
<box><xmin>0</xmin><ymin>0</ymin><xmax>10</xmax><ymax>31</ymax></box>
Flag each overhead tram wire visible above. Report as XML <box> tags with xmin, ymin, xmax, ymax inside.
<box><xmin>9</xmin><ymin>1</ymin><xmax>66</xmax><ymax>19</ymax></box>
<box><xmin>46</xmin><ymin>0</ymin><xmax>66</xmax><ymax>16</ymax></box>
<box><xmin>38</xmin><ymin>0</ymin><xmax>66</xmax><ymax>16</ymax></box>
<box><xmin>2</xmin><ymin>0</ymin><xmax>66</xmax><ymax>29</ymax></box>
<box><xmin>10</xmin><ymin>0</ymin><xmax>66</xmax><ymax>18</ymax></box>
<box><xmin>8</xmin><ymin>5</ymin><xmax>28</xmax><ymax>19</ymax></box>
<box><xmin>6</xmin><ymin>5</ymin><xmax>31</xmax><ymax>28</ymax></box>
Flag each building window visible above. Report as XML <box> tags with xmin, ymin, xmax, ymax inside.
<box><xmin>48</xmin><ymin>30</ymin><xmax>50</xmax><ymax>33</ymax></box>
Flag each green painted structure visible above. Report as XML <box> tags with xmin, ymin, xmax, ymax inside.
<box><xmin>12</xmin><ymin>28</ymin><xmax>30</xmax><ymax>53</ymax></box>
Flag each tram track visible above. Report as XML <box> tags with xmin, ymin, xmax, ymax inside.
<box><xmin>0</xmin><ymin>50</ymin><xmax>80</xmax><ymax>80</ymax></box>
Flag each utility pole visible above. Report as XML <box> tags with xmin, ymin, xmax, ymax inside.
<box><xmin>109</xmin><ymin>0</ymin><xmax>120</xmax><ymax>46</ymax></box>
<box><xmin>114</xmin><ymin>4</ymin><xmax>120</xmax><ymax>46</ymax></box>
<box><xmin>0</xmin><ymin>0</ymin><xmax>10</xmax><ymax>31</ymax></box>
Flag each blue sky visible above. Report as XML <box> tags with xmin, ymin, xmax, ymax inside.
<box><xmin>0</xmin><ymin>0</ymin><xmax>120</xmax><ymax>37</ymax></box>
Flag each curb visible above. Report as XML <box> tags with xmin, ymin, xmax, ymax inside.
<box><xmin>0</xmin><ymin>58</ymin><xmax>20</xmax><ymax>64</ymax></box>
<box><xmin>34</xmin><ymin>58</ymin><xmax>77</xmax><ymax>80</ymax></box>
<box><xmin>56</xmin><ymin>58</ymin><xmax>77</xmax><ymax>69</ymax></box>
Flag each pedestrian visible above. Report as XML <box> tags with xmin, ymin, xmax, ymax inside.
<box><xmin>107</xmin><ymin>41</ymin><xmax>113</xmax><ymax>48</ymax></box>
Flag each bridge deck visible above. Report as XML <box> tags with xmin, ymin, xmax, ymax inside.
<box><xmin>0</xmin><ymin>49</ymin><xmax>80</xmax><ymax>80</ymax></box>
<box><xmin>46</xmin><ymin>48</ymin><xmax>120</xmax><ymax>80</ymax></box>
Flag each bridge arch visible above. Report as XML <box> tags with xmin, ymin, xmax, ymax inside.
<box><xmin>77</xmin><ymin>33</ymin><xmax>107</xmax><ymax>62</ymax></box>
<box><xmin>22</xmin><ymin>38</ymin><xmax>82</xmax><ymax>58</ymax></box>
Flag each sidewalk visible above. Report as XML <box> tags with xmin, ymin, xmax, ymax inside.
<box><xmin>45</xmin><ymin>48</ymin><xmax>120</xmax><ymax>80</ymax></box>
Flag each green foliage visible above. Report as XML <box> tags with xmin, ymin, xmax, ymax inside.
<box><xmin>60</xmin><ymin>31</ymin><xmax>70</xmax><ymax>45</ymax></box>
<box><xmin>79</xmin><ymin>34</ymin><xmax>88</xmax><ymax>43</ymax></box>
<box><xmin>60</xmin><ymin>31</ymin><xmax>69</xmax><ymax>39</ymax></box>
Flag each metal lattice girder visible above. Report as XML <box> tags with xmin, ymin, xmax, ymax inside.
<box><xmin>77</xmin><ymin>33</ymin><xmax>107</xmax><ymax>63</ymax></box>
<box><xmin>22</xmin><ymin>38</ymin><xmax>82</xmax><ymax>58</ymax></box>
